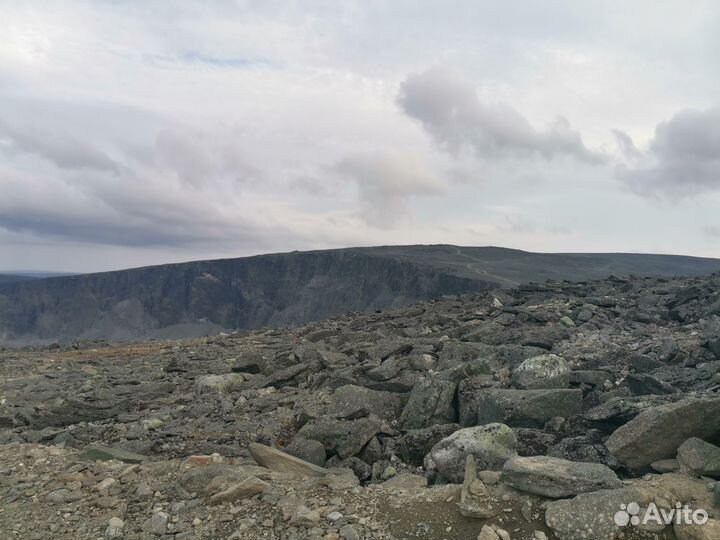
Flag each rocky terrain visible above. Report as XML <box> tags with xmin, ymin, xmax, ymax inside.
<box><xmin>2</xmin><ymin>271</ymin><xmax>720</xmax><ymax>539</ymax></box>
<box><xmin>4</xmin><ymin>245</ymin><xmax>720</xmax><ymax>345</ymax></box>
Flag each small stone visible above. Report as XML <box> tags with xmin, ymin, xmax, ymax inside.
<box><xmin>105</xmin><ymin>517</ymin><xmax>124</xmax><ymax>538</ymax></box>
<box><xmin>478</xmin><ymin>470</ymin><xmax>501</xmax><ymax>485</ymax></box>
<box><xmin>135</xmin><ymin>482</ymin><xmax>153</xmax><ymax>501</ymax></box>
<box><xmin>290</xmin><ymin>505</ymin><xmax>321</xmax><ymax>527</ymax></box>
<box><xmin>381</xmin><ymin>466</ymin><xmax>397</xmax><ymax>480</ymax></box>
<box><xmin>97</xmin><ymin>478</ymin><xmax>116</xmax><ymax>491</ymax></box>
<box><xmin>477</xmin><ymin>525</ymin><xmax>500</xmax><ymax>540</ymax></box>
<box><xmin>327</xmin><ymin>511</ymin><xmax>343</xmax><ymax>523</ymax></box>
<box><xmin>142</xmin><ymin>512</ymin><xmax>169</xmax><ymax>535</ymax></box>
<box><xmin>534</xmin><ymin>532</ymin><xmax>547</xmax><ymax>540</ymax></box>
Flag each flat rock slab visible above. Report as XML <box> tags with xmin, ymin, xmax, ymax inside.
<box><xmin>209</xmin><ymin>476</ymin><xmax>269</xmax><ymax>504</ymax></box>
<box><xmin>78</xmin><ymin>445</ymin><xmax>148</xmax><ymax>464</ymax></box>
<box><xmin>249</xmin><ymin>443</ymin><xmax>328</xmax><ymax>477</ymax></box>
<box><xmin>501</xmin><ymin>455</ymin><xmax>622</xmax><ymax>498</ymax></box>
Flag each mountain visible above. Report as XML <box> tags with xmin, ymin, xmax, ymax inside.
<box><xmin>0</xmin><ymin>274</ymin><xmax>38</xmax><ymax>285</ymax></box>
<box><xmin>2</xmin><ymin>244</ymin><xmax>720</xmax><ymax>345</ymax></box>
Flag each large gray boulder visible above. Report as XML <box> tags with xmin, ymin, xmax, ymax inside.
<box><xmin>458</xmin><ymin>375</ymin><xmax>497</xmax><ymax>426</ymax></box>
<box><xmin>677</xmin><ymin>437</ymin><xmax>720</xmax><ymax>477</ymax></box>
<box><xmin>475</xmin><ymin>388</ymin><xmax>583</xmax><ymax>428</ymax></box>
<box><xmin>511</xmin><ymin>354</ymin><xmax>570</xmax><ymax>389</ymax></box>
<box><xmin>606</xmin><ymin>397</ymin><xmax>720</xmax><ymax>469</ymax></box>
<box><xmin>330</xmin><ymin>384</ymin><xmax>403</xmax><ymax>422</ymax></box>
<box><xmin>545</xmin><ymin>487</ymin><xmax>645</xmax><ymax>540</ymax></box>
<box><xmin>283</xmin><ymin>438</ymin><xmax>327</xmax><ymax>467</ymax></box>
<box><xmin>424</xmin><ymin>423</ymin><xmax>517</xmax><ymax>483</ymax></box>
<box><xmin>397</xmin><ymin>423</ymin><xmax>459</xmax><ymax>466</ymax></box>
<box><xmin>297</xmin><ymin>415</ymin><xmax>387</xmax><ymax>459</ymax></box>
<box><xmin>399</xmin><ymin>378</ymin><xmax>456</xmax><ymax>429</ymax></box>
<box><xmin>501</xmin><ymin>455</ymin><xmax>622</xmax><ymax>498</ymax></box>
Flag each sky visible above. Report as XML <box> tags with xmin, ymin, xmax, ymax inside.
<box><xmin>1</xmin><ymin>1</ymin><xmax>719</xmax><ymax>272</ymax></box>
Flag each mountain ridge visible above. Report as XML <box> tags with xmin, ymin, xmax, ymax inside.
<box><xmin>3</xmin><ymin>244</ymin><xmax>720</xmax><ymax>345</ymax></box>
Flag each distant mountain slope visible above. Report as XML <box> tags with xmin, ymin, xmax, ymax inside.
<box><xmin>364</xmin><ymin>245</ymin><xmax>720</xmax><ymax>286</ymax></box>
<box><xmin>2</xmin><ymin>245</ymin><xmax>720</xmax><ymax>345</ymax></box>
<box><xmin>0</xmin><ymin>274</ymin><xmax>38</xmax><ymax>284</ymax></box>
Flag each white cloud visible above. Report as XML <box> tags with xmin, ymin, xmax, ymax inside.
<box><xmin>0</xmin><ymin>1</ymin><xmax>719</xmax><ymax>271</ymax></box>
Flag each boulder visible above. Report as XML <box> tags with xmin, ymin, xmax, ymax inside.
<box><xmin>585</xmin><ymin>394</ymin><xmax>681</xmax><ymax>431</ymax></box>
<box><xmin>458</xmin><ymin>375</ymin><xmax>498</xmax><ymax>426</ymax></box>
<box><xmin>230</xmin><ymin>350</ymin><xmax>264</xmax><ymax>374</ymax></box>
<box><xmin>545</xmin><ymin>487</ymin><xmax>645</xmax><ymax>540</ymax></box>
<box><xmin>511</xmin><ymin>354</ymin><xmax>570</xmax><ymax>389</ymax></box>
<box><xmin>283</xmin><ymin>438</ymin><xmax>327</xmax><ymax>467</ymax></box>
<box><xmin>330</xmin><ymin>384</ymin><xmax>403</xmax><ymax>421</ymax></box>
<box><xmin>650</xmin><ymin>459</ymin><xmax>680</xmax><ymax>473</ymax></box>
<box><xmin>547</xmin><ymin>432</ymin><xmax>620</xmax><ymax>469</ymax></box>
<box><xmin>501</xmin><ymin>456</ymin><xmax>622</xmax><ymax>498</ymax></box>
<box><xmin>399</xmin><ymin>378</ymin><xmax>456</xmax><ymax>429</ymax></box>
<box><xmin>677</xmin><ymin>438</ymin><xmax>720</xmax><ymax>477</ymax></box>
<box><xmin>424</xmin><ymin>423</ymin><xmax>517</xmax><ymax>483</ymax></box>
<box><xmin>397</xmin><ymin>423</ymin><xmax>459</xmax><ymax>466</ymax></box>
<box><xmin>193</xmin><ymin>373</ymin><xmax>245</xmax><ymax>397</ymax></box>
<box><xmin>624</xmin><ymin>373</ymin><xmax>677</xmax><ymax>396</ymax></box>
<box><xmin>569</xmin><ymin>370</ymin><xmax>612</xmax><ymax>388</ymax></box>
<box><xmin>297</xmin><ymin>415</ymin><xmax>387</xmax><ymax>458</ymax></box>
<box><xmin>248</xmin><ymin>443</ymin><xmax>328</xmax><ymax>477</ymax></box>
<box><xmin>606</xmin><ymin>397</ymin><xmax>720</xmax><ymax>469</ymax></box>
<box><xmin>675</xmin><ymin>519</ymin><xmax>720</xmax><ymax>540</ymax></box>
<box><xmin>475</xmin><ymin>388</ymin><xmax>583</xmax><ymax>428</ymax></box>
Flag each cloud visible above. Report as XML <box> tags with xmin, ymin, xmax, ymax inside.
<box><xmin>0</xmin><ymin>120</ymin><xmax>119</xmax><ymax>172</ymax></box>
<box><xmin>617</xmin><ymin>107</ymin><xmax>720</xmax><ymax>197</ymax></box>
<box><xmin>335</xmin><ymin>151</ymin><xmax>445</xmax><ymax>226</ymax></box>
<box><xmin>612</xmin><ymin>129</ymin><xmax>641</xmax><ymax>160</ymax></box>
<box><xmin>397</xmin><ymin>67</ymin><xmax>602</xmax><ymax>163</ymax></box>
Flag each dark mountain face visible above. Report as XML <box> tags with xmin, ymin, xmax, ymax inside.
<box><xmin>0</xmin><ymin>274</ymin><xmax>38</xmax><ymax>285</ymax></box>
<box><xmin>2</xmin><ymin>245</ymin><xmax>720</xmax><ymax>345</ymax></box>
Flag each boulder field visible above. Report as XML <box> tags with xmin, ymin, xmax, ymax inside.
<box><xmin>2</xmin><ymin>271</ymin><xmax>720</xmax><ymax>539</ymax></box>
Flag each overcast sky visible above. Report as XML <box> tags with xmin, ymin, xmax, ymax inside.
<box><xmin>1</xmin><ymin>1</ymin><xmax>719</xmax><ymax>272</ymax></box>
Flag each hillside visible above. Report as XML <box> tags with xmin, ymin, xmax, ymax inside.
<box><xmin>2</xmin><ymin>245</ymin><xmax>720</xmax><ymax>345</ymax></box>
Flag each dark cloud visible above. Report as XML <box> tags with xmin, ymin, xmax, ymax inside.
<box><xmin>0</xmin><ymin>120</ymin><xmax>119</xmax><ymax>172</ymax></box>
<box><xmin>617</xmin><ymin>108</ymin><xmax>720</xmax><ymax>197</ymax></box>
<box><xmin>397</xmin><ymin>67</ymin><xmax>602</xmax><ymax>163</ymax></box>
<box><xmin>0</xmin><ymin>169</ymin><xmax>268</xmax><ymax>247</ymax></box>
